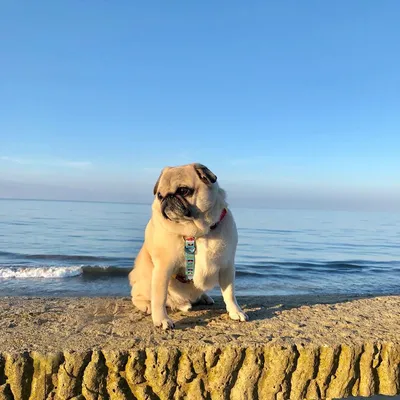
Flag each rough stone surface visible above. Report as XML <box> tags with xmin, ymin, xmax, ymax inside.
<box><xmin>0</xmin><ymin>295</ymin><xmax>399</xmax><ymax>399</ymax></box>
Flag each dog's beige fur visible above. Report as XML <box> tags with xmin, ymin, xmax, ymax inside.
<box><xmin>129</xmin><ymin>163</ymin><xmax>248</xmax><ymax>329</ymax></box>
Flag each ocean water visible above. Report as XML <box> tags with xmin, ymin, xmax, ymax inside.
<box><xmin>0</xmin><ymin>199</ymin><xmax>399</xmax><ymax>297</ymax></box>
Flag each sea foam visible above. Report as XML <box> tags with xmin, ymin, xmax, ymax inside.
<box><xmin>0</xmin><ymin>266</ymin><xmax>83</xmax><ymax>279</ymax></box>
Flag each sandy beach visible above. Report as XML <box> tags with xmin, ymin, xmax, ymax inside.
<box><xmin>1</xmin><ymin>294</ymin><xmax>399</xmax><ymax>353</ymax></box>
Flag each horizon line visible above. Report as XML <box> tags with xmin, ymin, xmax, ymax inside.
<box><xmin>0</xmin><ymin>197</ymin><xmax>151</xmax><ymax>206</ymax></box>
<box><xmin>1</xmin><ymin>197</ymin><xmax>399</xmax><ymax>213</ymax></box>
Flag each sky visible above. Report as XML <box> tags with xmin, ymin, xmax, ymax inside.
<box><xmin>1</xmin><ymin>1</ymin><xmax>399</xmax><ymax>210</ymax></box>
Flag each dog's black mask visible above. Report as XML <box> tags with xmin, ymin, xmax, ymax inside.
<box><xmin>161</xmin><ymin>194</ymin><xmax>191</xmax><ymax>220</ymax></box>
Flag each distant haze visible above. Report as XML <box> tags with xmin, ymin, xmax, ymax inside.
<box><xmin>1</xmin><ymin>177</ymin><xmax>399</xmax><ymax>212</ymax></box>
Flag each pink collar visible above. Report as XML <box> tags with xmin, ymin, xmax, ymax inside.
<box><xmin>210</xmin><ymin>208</ymin><xmax>227</xmax><ymax>230</ymax></box>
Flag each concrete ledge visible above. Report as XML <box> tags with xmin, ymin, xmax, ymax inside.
<box><xmin>0</xmin><ymin>295</ymin><xmax>399</xmax><ymax>399</ymax></box>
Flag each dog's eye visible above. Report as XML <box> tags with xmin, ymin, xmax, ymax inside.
<box><xmin>157</xmin><ymin>192</ymin><xmax>163</xmax><ymax>200</ymax></box>
<box><xmin>176</xmin><ymin>187</ymin><xmax>192</xmax><ymax>197</ymax></box>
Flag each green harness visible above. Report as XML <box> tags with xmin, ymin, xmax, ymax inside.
<box><xmin>184</xmin><ymin>237</ymin><xmax>196</xmax><ymax>280</ymax></box>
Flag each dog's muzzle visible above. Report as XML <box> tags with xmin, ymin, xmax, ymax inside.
<box><xmin>161</xmin><ymin>194</ymin><xmax>191</xmax><ymax>220</ymax></box>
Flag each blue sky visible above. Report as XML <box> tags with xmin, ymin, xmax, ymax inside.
<box><xmin>1</xmin><ymin>1</ymin><xmax>399</xmax><ymax>210</ymax></box>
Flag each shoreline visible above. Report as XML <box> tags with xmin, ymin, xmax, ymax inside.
<box><xmin>1</xmin><ymin>294</ymin><xmax>399</xmax><ymax>399</ymax></box>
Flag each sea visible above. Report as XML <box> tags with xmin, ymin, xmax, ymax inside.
<box><xmin>0</xmin><ymin>198</ymin><xmax>399</xmax><ymax>298</ymax></box>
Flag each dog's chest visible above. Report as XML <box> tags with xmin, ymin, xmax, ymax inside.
<box><xmin>174</xmin><ymin>237</ymin><xmax>229</xmax><ymax>289</ymax></box>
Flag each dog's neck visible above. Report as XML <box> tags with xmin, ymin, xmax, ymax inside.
<box><xmin>154</xmin><ymin>188</ymin><xmax>228</xmax><ymax>238</ymax></box>
<box><xmin>189</xmin><ymin>188</ymin><xmax>227</xmax><ymax>236</ymax></box>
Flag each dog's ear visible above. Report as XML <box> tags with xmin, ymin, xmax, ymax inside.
<box><xmin>194</xmin><ymin>163</ymin><xmax>217</xmax><ymax>185</ymax></box>
<box><xmin>153</xmin><ymin>175</ymin><xmax>161</xmax><ymax>195</ymax></box>
<box><xmin>153</xmin><ymin>168</ymin><xmax>166</xmax><ymax>195</ymax></box>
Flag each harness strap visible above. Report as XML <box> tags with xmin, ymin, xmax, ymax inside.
<box><xmin>184</xmin><ymin>237</ymin><xmax>196</xmax><ymax>280</ymax></box>
<box><xmin>175</xmin><ymin>208</ymin><xmax>228</xmax><ymax>283</ymax></box>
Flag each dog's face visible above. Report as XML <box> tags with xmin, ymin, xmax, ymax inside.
<box><xmin>152</xmin><ymin>163</ymin><xmax>218</xmax><ymax>223</ymax></box>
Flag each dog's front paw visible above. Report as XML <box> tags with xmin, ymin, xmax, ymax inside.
<box><xmin>228</xmin><ymin>308</ymin><xmax>249</xmax><ymax>322</ymax></box>
<box><xmin>153</xmin><ymin>316</ymin><xmax>175</xmax><ymax>330</ymax></box>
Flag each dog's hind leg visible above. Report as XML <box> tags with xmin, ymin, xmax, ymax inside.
<box><xmin>167</xmin><ymin>298</ymin><xmax>192</xmax><ymax>312</ymax></box>
<box><xmin>132</xmin><ymin>297</ymin><xmax>151</xmax><ymax>314</ymax></box>
<box><xmin>166</xmin><ymin>278</ymin><xmax>204</xmax><ymax>312</ymax></box>
<box><xmin>129</xmin><ymin>246</ymin><xmax>153</xmax><ymax>314</ymax></box>
<box><xmin>197</xmin><ymin>292</ymin><xmax>215</xmax><ymax>305</ymax></box>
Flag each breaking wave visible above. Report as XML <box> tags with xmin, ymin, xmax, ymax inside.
<box><xmin>0</xmin><ymin>265</ymin><xmax>131</xmax><ymax>279</ymax></box>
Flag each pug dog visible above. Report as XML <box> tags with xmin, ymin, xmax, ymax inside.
<box><xmin>129</xmin><ymin>162</ymin><xmax>248</xmax><ymax>329</ymax></box>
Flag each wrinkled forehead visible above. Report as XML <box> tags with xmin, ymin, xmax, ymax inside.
<box><xmin>160</xmin><ymin>166</ymin><xmax>197</xmax><ymax>191</ymax></box>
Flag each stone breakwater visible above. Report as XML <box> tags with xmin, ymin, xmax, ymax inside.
<box><xmin>0</xmin><ymin>295</ymin><xmax>399</xmax><ymax>400</ymax></box>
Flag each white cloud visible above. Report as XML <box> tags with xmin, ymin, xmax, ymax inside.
<box><xmin>0</xmin><ymin>156</ymin><xmax>29</xmax><ymax>164</ymax></box>
<box><xmin>62</xmin><ymin>161</ymin><xmax>92</xmax><ymax>168</ymax></box>
<box><xmin>142</xmin><ymin>167</ymin><xmax>163</xmax><ymax>173</ymax></box>
<box><xmin>0</xmin><ymin>156</ymin><xmax>92</xmax><ymax>169</ymax></box>
<box><xmin>229</xmin><ymin>156</ymin><xmax>269</xmax><ymax>166</ymax></box>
